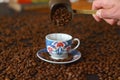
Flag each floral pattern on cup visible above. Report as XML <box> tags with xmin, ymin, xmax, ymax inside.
<box><xmin>47</xmin><ymin>42</ymin><xmax>71</xmax><ymax>55</ymax></box>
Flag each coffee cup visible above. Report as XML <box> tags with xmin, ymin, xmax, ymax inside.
<box><xmin>46</xmin><ymin>33</ymin><xmax>80</xmax><ymax>60</ymax></box>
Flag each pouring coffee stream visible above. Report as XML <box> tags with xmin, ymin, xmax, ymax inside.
<box><xmin>49</xmin><ymin>0</ymin><xmax>96</xmax><ymax>26</ymax></box>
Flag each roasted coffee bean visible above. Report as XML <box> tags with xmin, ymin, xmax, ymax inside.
<box><xmin>118</xmin><ymin>77</ymin><xmax>120</xmax><ymax>80</ymax></box>
<box><xmin>29</xmin><ymin>69</ymin><xmax>38</xmax><ymax>77</ymax></box>
<box><xmin>5</xmin><ymin>77</ymin><xmax>10</xmax><ymax>80</ymax></box>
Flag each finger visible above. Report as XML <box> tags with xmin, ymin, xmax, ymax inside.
<box><xmin>92</xmin><ymin>0</ymin><xmax>113</xmax><ymax>10</ymax></box>
<box><xmin>96</xmin><ymin>9</ymin><xmax>114</xmax><ymax>19</ymax></box>
<box><xmin>92</xmin><ymin>0</ymin><xmax>104</xmax><ymax>21</ymax></box>
<box><xmin>93</xmin><ymin>14</ymin><xmax>101</xmax><ymax>22</ymax></box>
<box><xmin>103</xmin><ymin>19</ymin><xmax>118</xmax><ymax>25</ymax></box>
<box><xmin>92</xmin><ymin>0</ymin><xmax>103</xmax><ymax>10</ymax></box>
<box><xmin>117</xmin><ymin>20</ymin><xmax>120</xmax><ymax>26</ymax></box>
<box><xmin>92</xmin><ymin>0</ymin><xmax>114</xmax><ymax>19</ymax></box>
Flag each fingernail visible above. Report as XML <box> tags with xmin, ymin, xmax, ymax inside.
<box><xmin>117</xmin><ymin>21</ymin><xmax>120</xmax><ymax>26</ymax></box>
<box><xmin>96</xmin><ymin>9</ymin><xmax>102</xmax><ymax>18</ymax></box>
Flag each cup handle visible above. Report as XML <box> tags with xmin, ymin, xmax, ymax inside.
<box><xmin>70</xmin><ymin>38</ymin><xmax>80</xmax><ymax>52</ymax></box>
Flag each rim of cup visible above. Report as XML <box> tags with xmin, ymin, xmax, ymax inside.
<box><xmin>46</xmin><ymin>33</ymin><xmax>72</xmax><ymax>41</ymax></box>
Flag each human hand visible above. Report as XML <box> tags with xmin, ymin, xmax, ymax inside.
<box><xmin>92</xmin><ymin>0</ymin><xmax>120</xmax><ymax>26</ymax></box>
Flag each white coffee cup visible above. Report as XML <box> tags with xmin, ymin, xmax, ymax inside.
<box><xmin>46</xmin><ymin>33</ymin><xmax>80</xmax><ymax>60</ymax></box>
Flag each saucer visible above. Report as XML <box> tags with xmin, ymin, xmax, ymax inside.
<box><xmin>36</xmin><ymin>48</ymin><xmax>81</xmax><ymax>64</ymax></box>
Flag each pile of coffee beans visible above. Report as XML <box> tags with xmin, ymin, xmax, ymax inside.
<box><xmin>51</xmin><ymin>5</ymin><xmax>72</xmax><ymax>26</ymax></box>
<box><xmin>0</xmin><ymin>11</ymin><xmax>120</xmax><ymax>80</ymax></box>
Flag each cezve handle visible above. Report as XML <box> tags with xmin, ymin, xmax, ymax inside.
<box><xmin>73</xmin><ymin>10</ymin><xmax>97</xmax><ymax>14</ymax></box>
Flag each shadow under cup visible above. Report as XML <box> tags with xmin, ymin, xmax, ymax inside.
<box><xmin>46</xmin><ymin>33</ymin><xmax>80</xmax><ymax>60</ymax></box>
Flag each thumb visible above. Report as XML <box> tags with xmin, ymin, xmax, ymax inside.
<box><xmin>96</xmin><ymin>9</ymin><xmax>113</xmax><ymax>19</ymax></box>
